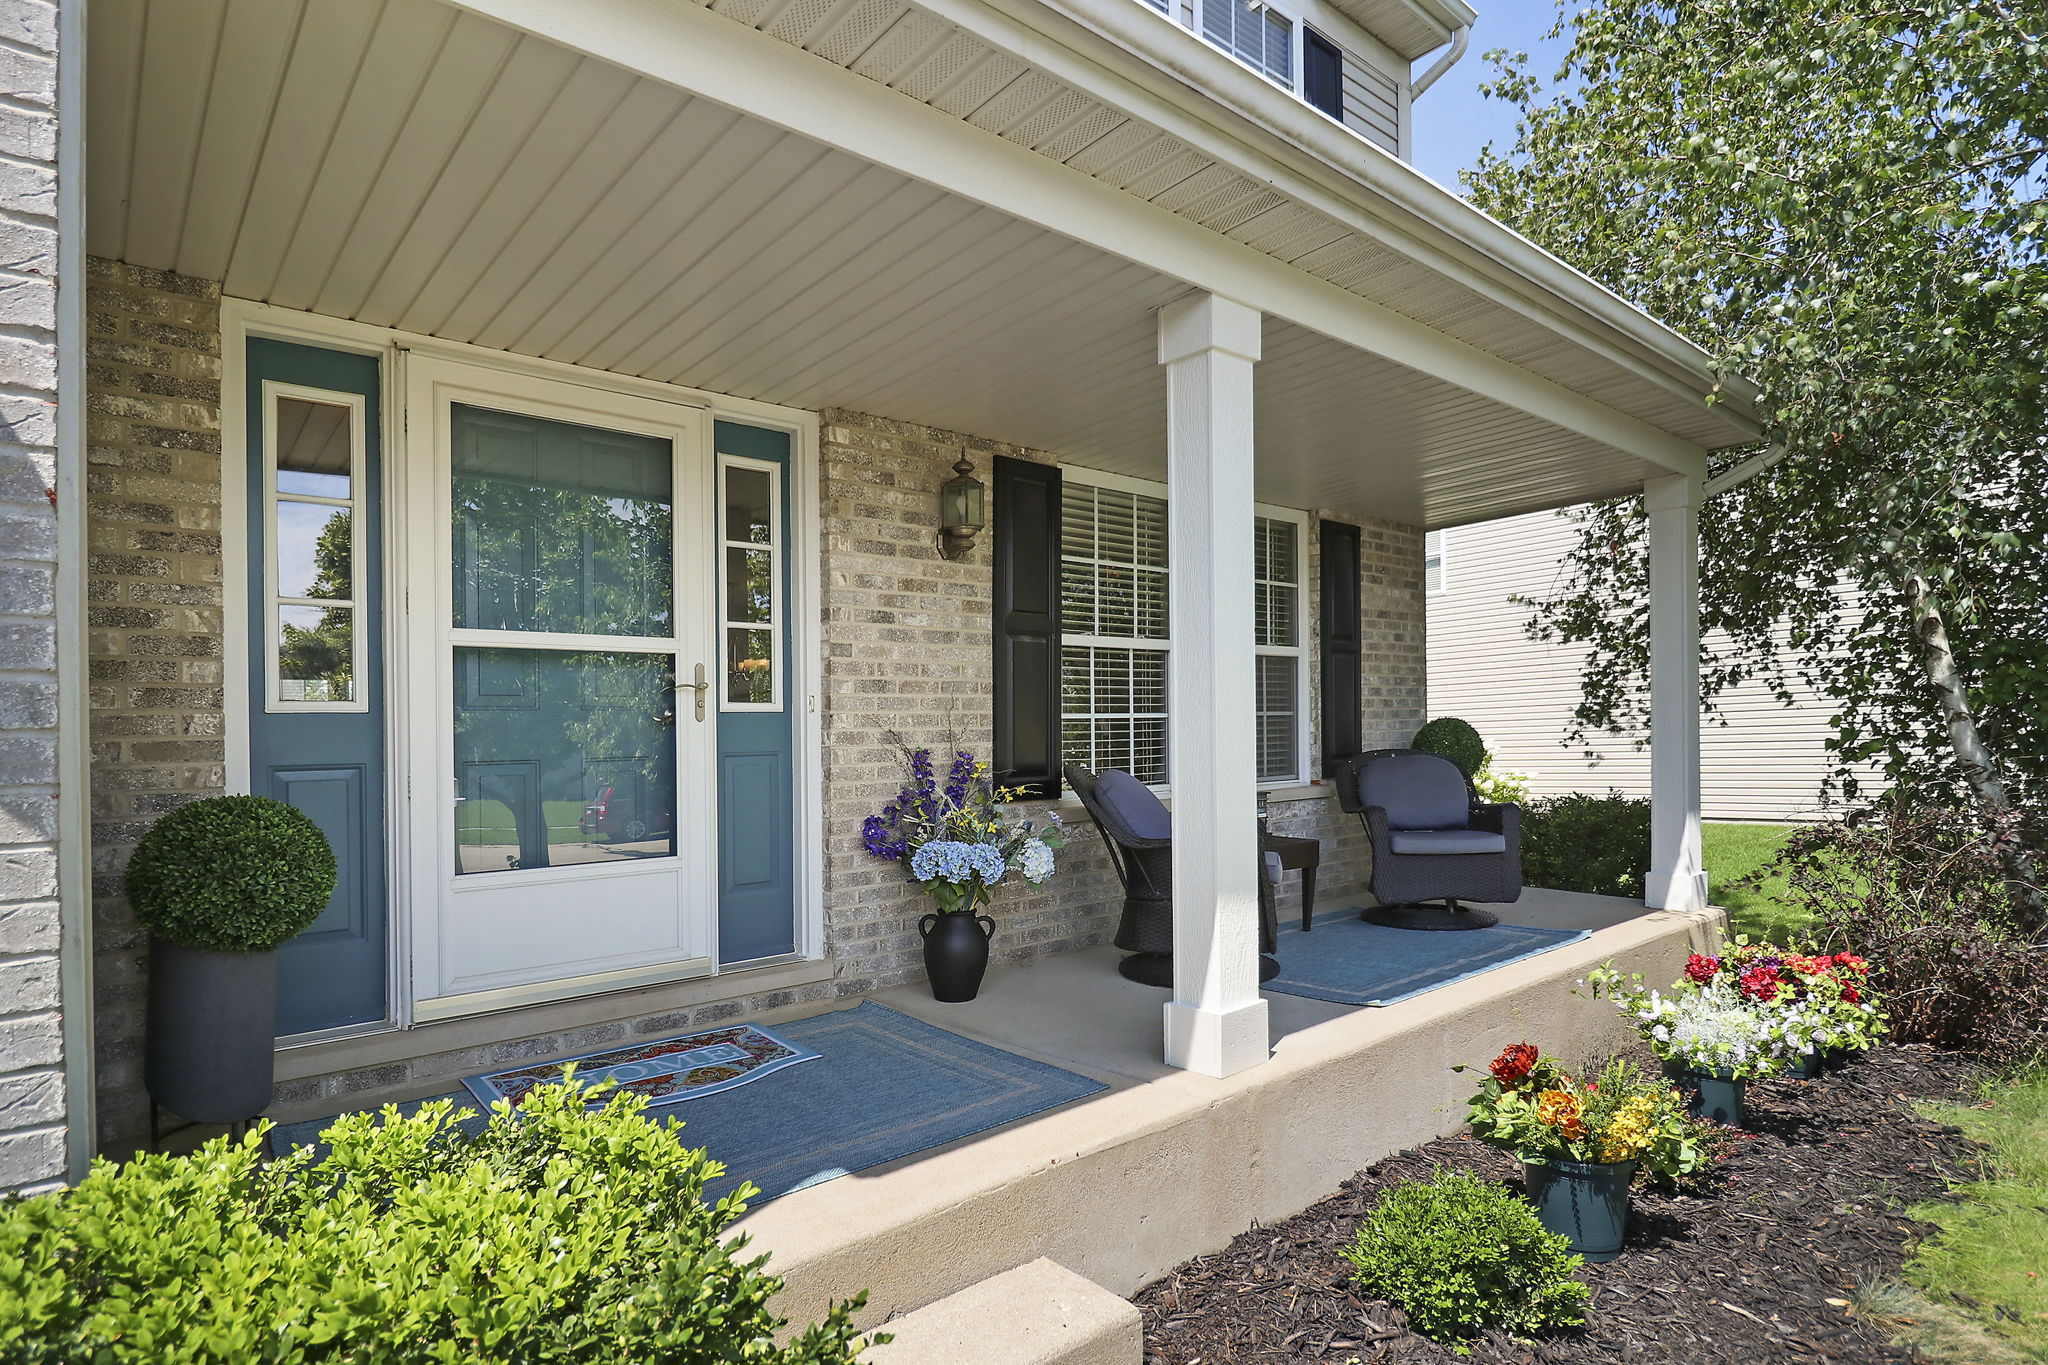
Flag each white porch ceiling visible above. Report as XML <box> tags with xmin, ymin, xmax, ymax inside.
<box><xmin>90</xmin><ymin>0</ymin><xmax>1656</xmax><ymax>526</ymax></box>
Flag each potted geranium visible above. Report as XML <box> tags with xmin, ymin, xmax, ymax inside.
<box><xmin>125</xmin><ymin>795</ymin><xmax>336</xmax><ymax>1127</ymax></box>
<box><xmin>861</xmin><ymin>738</ymin><xmax>1063</xmax><ymax>1001</ymax></box>
<box><xmin>1461</xmin><ymin>1045</ymin><xmax>1705</xmax><ymax>1262</ymax></box>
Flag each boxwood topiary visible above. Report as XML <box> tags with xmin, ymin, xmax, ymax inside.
<box><xmin>1411</xmin><ymin>717</ymin><xmax>1487</xmax><ymax>779</ymax></box>
<box><xmin>125</xmin><ymin>795</ymin><xmax>337</xmax><ymax>953</ymax></box>
<box><xmin>1343</xmin><ymin>1167</ymin><xmax>1589</xmax><ymax>1348</ymax></box>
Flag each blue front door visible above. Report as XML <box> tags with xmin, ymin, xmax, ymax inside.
<box><xmin>245</xmin><ymin>339</ymin><xmax>388</xmax><ymax>1035</ymax></box>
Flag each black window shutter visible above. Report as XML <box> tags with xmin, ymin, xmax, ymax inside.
<box><xmin>1319</xmin><ymin>519</ymin><xmax>1362</xmax><ymax>776</ymax></box>
<box><xmin>992</xmin><ymin>457</ymin><xmax>1063</xmax><ymax>798</ymax></box>
<box><xmin>1304</xmin><ymin>30</ymin><xmax>1344</xmax><ymax>120</ymax></box>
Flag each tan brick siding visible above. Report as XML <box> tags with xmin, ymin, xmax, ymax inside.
<box><xmin>83</xmin><ymin>258</ymin><xmax>226</xmax><ymax>1151</ymax></box>
<box><xmin>75</xmin><ymin>294</ymin><xmax>1429</xmax><ymax>1138</ymax></box>
<box><xmin>0</xmin><ymin>0</ymin><xmax>66</xmax><ymax>1193</ymax></box>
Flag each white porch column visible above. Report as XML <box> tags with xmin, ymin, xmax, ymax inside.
<box><xmin>1645</xmin><ymin>474</ymin><xmax>1707</xmax><ymax>914</ymax></box>
<box><xmin>1158</xmin><ymin>293</ymin><xmax>1269</xmax><ymax>1078</ymax></box>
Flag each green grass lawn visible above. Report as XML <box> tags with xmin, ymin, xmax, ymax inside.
<box><xmin>1901</xmin><ymin>1069</ymin><xmax>2048</xmax><ymax>1362</ymax></box>
<box><xmin>1702</xmin><ymin>821</ymin><xmax>1814</xmax><ymax>944</ymax></box>
<box><xmin>455</xmin><ymin>799</ymin><xmax>591</xmax><ymax>847</ymax></box>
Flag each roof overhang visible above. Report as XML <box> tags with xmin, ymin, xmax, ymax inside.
<box><xmin>1318</xmin><ymin>0</ymin><xmax>1476</xmax><ymax>63</ymax></box>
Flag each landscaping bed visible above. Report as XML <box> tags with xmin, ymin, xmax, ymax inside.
<box><xmin>1136</xmin><ymin>1044</ymin><xmax>1979</xmax><ymax>1363</ymax></box>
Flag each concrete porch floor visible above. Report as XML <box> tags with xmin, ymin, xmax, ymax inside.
<box><xmin>741</xmin><ymin>890</ymin><xmax>1724</xmax><ymax>1333</ymax></box>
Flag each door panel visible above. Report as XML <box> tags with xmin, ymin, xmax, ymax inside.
<box><xmin>246</xmin><ymin>340</ymin><xmax>388</xmax><ymax>1035</ymax></box>
<box><xmin>714</xmin><ymin>421</ymin><xmax>797</xmax><ymax>963</ymax></box>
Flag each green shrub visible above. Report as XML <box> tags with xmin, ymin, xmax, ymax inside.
<box><xmin>125</xmin><ymin>795</ymin><xmax>337</xmax><ymax>952</ymax></box>
<box><xmin>1522</xmin><ymin>792</ymin><xmax>1652</xmax><ymax>898</ymax></box>
<box><xmin>1343</xmin><ymin>1168</ymin><xmax>1589</xmax><ymax>1349</ymax></box>
<box><xmin>1411</xmin><ymin>717</ymin><xmax>1487</xmax><ymax>778</ymax></box>
<box><xmin>0</xmin><ymin>1081</ymin><xmax>875</xmax><ymax>1364</ymax></box>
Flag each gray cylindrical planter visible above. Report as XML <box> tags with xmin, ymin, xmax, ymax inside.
<box><xmin>1523</xmin><ymin>1159</ymin><xmax>1637</xmax><ymax>1263</ymax></box>
<box><xmin>1793</xmin><ymin>1051</ymin><xmax>1825</xmax><ymax>1080</ymax></box>
<box><xmin>1680</xmin><ymin>1066</ymin><xmax>1747</xmax><ymax>1126</ymax></box>
<box><xmin>145</xmin><ymin>939</ymin><xmax>278</xmax><ymax>1126</ymax></box>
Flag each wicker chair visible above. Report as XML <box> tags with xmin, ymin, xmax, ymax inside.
<box><xmin>1333</xmin><ymin>748</ymin><xmax>1522</xmax><ymax>931</ymax></box>
<box><xmin>1066</xmin><ymin>764</ymin><xmax>1280</xmax><ymax>986</ymax></box>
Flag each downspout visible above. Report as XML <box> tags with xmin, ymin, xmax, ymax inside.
<box><xmin>55</xmin><ymin>0</ymin><xmax>96</xmax><ymax>1182</ymax></box>
<box><xmin>1408</xmin><ymin>23</ymin><xmax>1470</xmax><ymax>100</ymax></box>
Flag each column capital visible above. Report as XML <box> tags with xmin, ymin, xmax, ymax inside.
<box><xmin>1158</xmin><ymin>292</ymin><xmax>1262</xmax><ymax>367</ymax></box>
<box><xmin>1642</xmin><ymin>471</ymin><xmax>1703</xmax><ymax>513</ymax></box>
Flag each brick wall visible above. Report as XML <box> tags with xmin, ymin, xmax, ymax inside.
<box><xmin>0</xmin><ymin>0</ymin><xmax>67</xmax><ymax>1193</ymax></box>
<box><xmin>817</xmin><ymin>409</ymin><xmax>1428</xmax><ymax>992</ymax></box>
<box><xmin>82</xmin><ymin>258</ymin><xmax>226</xmax><ymax>1151</ymax></box>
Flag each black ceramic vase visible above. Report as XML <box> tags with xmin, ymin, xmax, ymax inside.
<box><xmin>145</xmin><ymin>939</ymin><xmax>278</xmax><ymax>1126</ymax></box>
<box><xmin>920</xmin><ymin>911</ymin><xmax>995</xmax><ymax>1002</ymax></box>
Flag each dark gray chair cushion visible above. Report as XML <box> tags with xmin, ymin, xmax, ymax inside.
<box><xmin>1094</xmin><ymin>769</ymin><xmax>1171</xmax><ymax>840</ymax></box>
<box><xmin>1355</xmin><ymin>752</ymin><xmax>1469</xmax><ymax>830</ymax></box>
<box><xmin>1388</xmin><ymin>828</ymin><xmax>1509</xmax><ymax>856</ymax></box>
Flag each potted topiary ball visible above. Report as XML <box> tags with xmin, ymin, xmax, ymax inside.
<box><xmin>1411</xmin><ymin>716</ymin><xmax>1487</xmax><ymax>780</ymax></box>
<box><xmin>126</xmin><ymin>795</ymin><xmax>337</xmax><ymax>1126</ymax></box>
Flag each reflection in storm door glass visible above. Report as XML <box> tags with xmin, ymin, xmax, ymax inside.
<box><xmin>720</xmin><ymin>461</ymin><xmax>779</xmax><ymax>706</ymax></box>
<box><xmin>272</xmin><ymin>394</ymin><xmax>358</xmax><ymax>704</ymax></box>
<box><xmin>451</xmin><ymin>649</ymin><xmax>678</xmax><ymax>876</ymax></box>
<box><xmin>450</xmin><ymin>404</ymin><xmax>674</xmax><ymax>637</ymax></box>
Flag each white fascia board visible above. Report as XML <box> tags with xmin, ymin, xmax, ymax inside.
<box><xmin>985</xmin><ymin>0</ymin><xmax>1762</xmax><ymax>440</ymax></box>
<box><xmin>451</xmin><ymin>0</ymin><xmax>1710</xmax><ymax>478</ymax></box>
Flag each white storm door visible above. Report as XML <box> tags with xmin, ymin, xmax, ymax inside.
<box><xmin>403</xmin><ymin>358</ymin><xmax>717</xmax><ymax>1019</ymax></box>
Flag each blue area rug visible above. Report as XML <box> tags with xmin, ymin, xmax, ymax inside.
<box><xmin>271</xmin><ymin>1002</ymin><xmax>1106</xmax><ymax>1205</ymax></box>
<box><xmin>1264</xmin><ymin>911</ymin><xmax>1590</xmax><ymax>1006</ymax></box>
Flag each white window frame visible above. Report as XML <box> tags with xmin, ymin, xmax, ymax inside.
<box><xmin>1426</xmin><ymin>528</ymin><xmax>1448</xmax><ymax>596</ymax></box>
<box><xmin>261</xmin><ymin>379</ymin><xmax>369</xmax><ymax>714</ymax></box>
<box><xmin>1194</xmin><ymin>0</ymin><xmax>1306</xmax><ymax>98</ymax></box>
<box><xmin>1253</xmin><ymin>505</ymin><xmax>1311</xmax><ymax>787</ymax></box>
<box><xmin>1058</xmin><ymin>467</ymin><xmax>1312</xmax><ymax>791</ymax></box>
<box><xmin>716</xmin><ymin>452</ymin><xmax>784</xmax><ymax>713</ymax></box>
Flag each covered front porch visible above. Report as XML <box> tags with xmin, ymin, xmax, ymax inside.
<box><xmin>87</xmin><ymin>0</ymin><xmax>1750</xmax><ymax>1129</ymax></box>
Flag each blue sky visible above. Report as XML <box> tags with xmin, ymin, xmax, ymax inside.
<box><xmin>1408</xmin><ymin>6</ymin><xmax>1570</xmax><ymax>191</ymax></box>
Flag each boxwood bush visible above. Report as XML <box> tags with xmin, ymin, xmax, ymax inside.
<box><xmin>1411</xmin><ymin>717</ymin><xmax>1487</xmax><ymax>779</ymax></box>
<box><xmin>1343</xmin><ymin>1168</ymin><xmax>1588</xmax><ymax>1348</ymax></box>
<box><xmin>0</xmin><ymin>1081</ymin><xmax>875</xmax><ymax>1364</ymax></box>
<box><xmin>1521</xmin><ymin>792</ymin><xmax>1653</xmax><ymax>899</ymax></box>
<box><xmin>125</xmin><ymin>795</ymin><xmax>337</xmax><ymax>952</ymax></box>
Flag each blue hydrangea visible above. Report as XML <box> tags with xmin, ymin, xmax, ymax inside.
<box><xmin>910</xmin><ymin>840</ymin><xmax>1007</xmax><ymax>886</ymax></box>
<box><xmin>1016</xmin><ymin>838</ymin><xmax>1056</xmax><ymax>885</ymax></box>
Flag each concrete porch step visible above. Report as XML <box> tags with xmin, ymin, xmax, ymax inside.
<box><xmin>866</xmin><ymin>1259</ymin><xmax>1140</xmax><ymax>1365</ymax></box>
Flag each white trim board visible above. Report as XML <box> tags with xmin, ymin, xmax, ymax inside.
<box><xmin>219</xmin><ymin>299</ymin><xmax>829</xmax><ymax>1037</ymax></box>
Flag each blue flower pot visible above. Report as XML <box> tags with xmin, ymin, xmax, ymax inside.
<box><xmin>1680</xmin><ymin>1067</ymin><xmax>1746</xmax><ymax>1126</ymax></box>
<box><xmin>1523</xmin><ymin>1159</ymin><xmax>1636</xmax><ymax>1263</ymax></box>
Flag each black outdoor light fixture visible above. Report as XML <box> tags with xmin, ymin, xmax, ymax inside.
<box><xmin>937</xmin><ymin>453</ymin><xmax>986</xmax><ymax>559</ymax></box>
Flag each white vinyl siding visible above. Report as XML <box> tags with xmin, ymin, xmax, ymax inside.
<box><xmin>1059</xmin><ymin>473</ymin><xmax>1308</xmax><ymax>787</ymax></box>
<box><xmin>1340</xmin><ymin>55</ymin><xmax>1400</xmax><ymax>153</ymax></box>
<box><xmin>1425</xmin><ymin>508</ymin><xmax>1882</xmax><ymax>823</ymax></box>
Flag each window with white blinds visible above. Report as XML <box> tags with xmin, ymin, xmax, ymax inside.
<box><xmin>1425</xmin><ymin>529</ymin><xmax>1447</xmax><ymax>595</ymax></box>
<box><xmin>1058</xmin><ymin>474</ymin><xmax>1308</xmax><ymax>787</ymax></box>
<box><xmin>1201</xmin><ymin>0</ymin><xmax>1294</xmax><ymax>87</ymax></box>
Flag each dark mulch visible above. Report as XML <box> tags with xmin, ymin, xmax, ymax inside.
<box><xmin>1135</xmin><ymin>1045</ymin><xmax>1982</xmax><ymax>1363</ymax></box>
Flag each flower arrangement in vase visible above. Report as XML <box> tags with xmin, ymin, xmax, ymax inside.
<box><xmin>1460</xmin><ymin>1045</ymin><xmax>1705</xmax><ymax>1262</ymax></box>
<box><xmin>861</xmin><ymin>736</ymin><xmax>1063</xmax><ymax>1001</ymax></box>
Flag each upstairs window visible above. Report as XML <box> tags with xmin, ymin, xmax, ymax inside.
<box><xmin>1203</xmin><ymin>0</ymin><xmax>1293</xmax><ymax>88</ymax></box>
<box><xmin>1303</xmin><ymin>28</ymin><xmax>1343</xmax><ymax>119</ymax></box>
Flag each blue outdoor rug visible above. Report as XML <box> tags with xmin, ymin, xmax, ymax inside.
<box><xmin>1264</xmin><ymin>910</ymin><xmax>1590</xmax><ymax>1006</ymax></box>
<box><xmin>271</xmin><ymin>1002</ymin><xmax>1106</xmax><ymax>1205</ymax></box>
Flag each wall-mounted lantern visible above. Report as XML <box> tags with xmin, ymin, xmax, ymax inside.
<box><xmin>937</xmin><ymin>454</ymin><xmax>986</xmax><ymax>560</ymax></box>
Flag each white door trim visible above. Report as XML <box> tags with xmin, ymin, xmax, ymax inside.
<box><xmin>219</xmin><ymin>299</ymin><xmax>829</xmax><ymax>1036</ymax></box>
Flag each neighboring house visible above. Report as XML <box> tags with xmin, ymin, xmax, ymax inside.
<box><xmin>1427</xmin><ymin>510</ymin><xmax>1875</xmax><ymax>822</ymax></box>
<box><xmin>0</xmin><ymin>0</ymin><xmax>1760</xmax><ymax>1259</ymax></box>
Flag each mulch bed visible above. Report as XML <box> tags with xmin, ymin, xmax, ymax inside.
<box><xmin>1135</xmin><ymin>1044</ymin><xmax>1982</xmax><ymax>1363</ymax></box>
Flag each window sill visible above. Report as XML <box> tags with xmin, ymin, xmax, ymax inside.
<box><xmin>1048</xmin><ymin>779</ymin><xmax>1333</xmax><ymax>825</ymax></box>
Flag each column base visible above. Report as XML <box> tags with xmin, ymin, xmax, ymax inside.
<box><xmin>1646</xmin><ymin>868</ymin><xmax>1710</xmax><ymax>914</ymax></box>
<box><xmin>1163</xmin><ymin>997</ymin><xmax>1270</xmax><ymax>1077</ymax></box>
